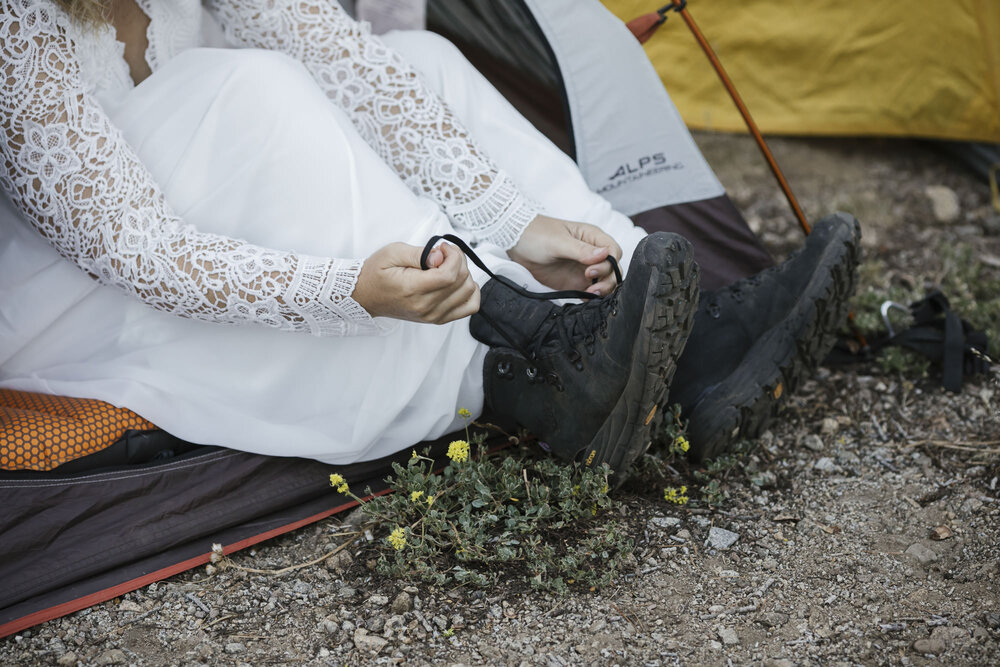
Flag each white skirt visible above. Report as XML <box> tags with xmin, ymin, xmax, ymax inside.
<box><xmin>0</xmin><ymin>31</ymin><xmax>647</xmax><ymax>464</ymax></box>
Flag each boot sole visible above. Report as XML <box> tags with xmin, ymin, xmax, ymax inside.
<box><xmin>583</xmin><ymin>234</ymin><xmax>700</xmax><ymax>484</ymax></box>
<box><xmin>685</xmin><ymin>214</ymin><xmax>861</xmax><ymax>462</ymax></box>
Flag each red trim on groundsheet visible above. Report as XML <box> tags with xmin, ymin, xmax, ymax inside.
<box><xmin>0</xmin><ymin>492</ymin><xmax>391</xmax><ymax>639</ymax></box>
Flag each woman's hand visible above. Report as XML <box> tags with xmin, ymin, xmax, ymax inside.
<box><xmin>508</xmin><ymin>215</ymin><xmax>623</xmax><ymax>295</ymax></box>
<box><xmin>352</xmin><ymin>242</ymin><xmax>480</xmax><ymax>324</ymax></box>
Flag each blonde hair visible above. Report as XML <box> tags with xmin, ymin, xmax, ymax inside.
<box><xmin>53</xmin><ymin>0</ymin><xmax>112</xmax><ymax>26</ymax></box>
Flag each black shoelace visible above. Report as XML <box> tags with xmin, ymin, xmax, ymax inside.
<box><xmin>420</xmin><ymin>234</ymin><xmax>623</xmax><ymax>379</ymax></box>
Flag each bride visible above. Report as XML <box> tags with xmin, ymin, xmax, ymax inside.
<box><xmin>0</xmin><ymin>0</ymin><xmax>859</xmax><ymax>474</ymax></box>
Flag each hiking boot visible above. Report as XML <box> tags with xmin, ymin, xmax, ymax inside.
<box><xmin>666</xmin><ymin>212</ymin><xmax>862</xmax><ymax>462</ymax></box>
<box><xmin>472</xmin><ymin>232</ymin><xmax>700</xmax><ymax>480</ymax></box>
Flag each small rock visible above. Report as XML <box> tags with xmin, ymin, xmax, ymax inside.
<box><xmin>367</xmin><ymin>594</ymin><xmax>389</xmax><ymax>606</ymax></box>
<box><xmin>692</xmin><ymin>516</ymin><xmax>712</xmax><ymax>529</ymax></box>
<box><xmin>912</xmin><ymin>637</ymin><xmax>946</xmax><ymax>655</ymax></box>
<box><xmin>814</xmin><ymin>457</ymin><xmax>838</xmax><ymax>473</ymax></box>
<box><xmin>930</xmin><ymin>525</ymin><xmax>953</xmax><ymax>540</ymax></box>
<box><xmin>905</xmin><ymin>542</ymin><xmax>938</xmax><ymax>566</ymax></box>
<box><xmin>354</xmin><ymin>627</ymin><xmax>389</xmax><ymax>653</ymax></box>
<box><xmin>118</xmin><ymin>600</ymin><xmax>142</xmax><ymax>613</ymax></box>
<box><xmin>648</xmin><ymin>516</ymin><xmax>682</xmax><ymax>530</ymax></box>
<box><xmin>224</xmin><ymin>643</ymin><xmax>246</xmax><ymax>655</ymax></box>
<box><xmin>960</xmin><ymin>498</ymin><xmax>984</xmax><ymax>514</ymax></box>
<box><xmin>717</xmin><ymin>627</ymin><xmax>739</xmax><ymax>646</ymax></box>
<box><xmin>924</xmin><ymin>185</ymin><xmax>960</xmax><ymax>223</ymax></box>
<box><xmin>706</xmin><ymin>527</ymin><xmax>739</xmax><ymax>550</ymax></box>
<box><xmin>390</xmin><ymin>591</ymin><xmax>413</xmax><ymax>615</ymax></box>
<box><xmin>292</xmin><ymin>580</ymin><xmax>312</xmax><ymax>596</ymax></box>
<box><xmin>338</xmin><ymin>587</ymin><xmax>357</xmax><ymax>599</ymax></box>
<box><xmin>675</xmin><ymin>529</ymin><xmax>692</xmax><ymax>541</ymax></box>
<box><xmin>94</xmin><ymin>649</ymin><xmax>126</xmax><ymax>666</ymax></box>
<box><xmin>930</xmin><ymin>625</ymin><xmax>970</xmax><ymax>644</ymax></box>
<box><xmin>820</xmin><ymin>417</ymin><xmax>840</xmax><ymax>435</ymax></box>
<box><xmin>325</xmin><ymin>550</ymin><xmax>353</xmax><ymax>573</ymax></box>
<box><xmin>56</xmin><ymin>653</ymin><xmax>77</xmax><ymax>666</ymax></box>
<box><xmin>803</xmin><ymin>435</ymin><xmax>825</xmax><ymax>452</ymax></box>
<box><xmin>322</xmin><ymin>619</ymin><xmax>339</xmax><ymax>634</ymax></box>
<box><xmin>762</xmin><ymin>660</ymin><xmax>795</xmax><ymax>667</ymax></box>
<box><xmin>758</xmin><ymin>612</ymin><xmax>789</xmax><ymax>628</ymax></box>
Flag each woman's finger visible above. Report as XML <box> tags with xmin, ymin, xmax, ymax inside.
<box><xmin>427</xmin><ymin>277</ymin><xmax>481</xmax><ymax>323</ymax></box>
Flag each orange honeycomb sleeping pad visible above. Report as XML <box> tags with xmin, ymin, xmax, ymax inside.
<box><xmin>0</xmin><ymin>389</ymin><xmax>156</xmax><ymax>471</ymax></box>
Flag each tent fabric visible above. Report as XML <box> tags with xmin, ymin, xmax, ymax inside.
<box><xmin>0</xmin><ymin>432</ymin><xmax>468</xmax><ymax>638</ymax></box>
<box><xmin>0</xmin><ymin>390</ymin><xmax>155</xmax><ymax>471</ymax></box>
<box><xmin>428</xmin><ymin>0</ymin><xmax>772</xmax><ymax>289</ymax></box>
<box><xmin>603</xmin><ymin>1</ymin><xmax>1000</xmax><ymax>144</ymax></box>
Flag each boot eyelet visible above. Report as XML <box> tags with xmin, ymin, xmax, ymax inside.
<box><xmin>496</xmin><ymin>360</ymin><xmax>511</xmax><ymax>377</ymax></box>
<box><xmin>707</xmin><ymin>302</ymin><xmax>721</xmax><ymax>319</ymax></box>
<box><xmin>546</xmin><ymin>371</ymin><xmax>564</xmax><ymax>391</ymax></box>
<box><xmin>526</xmin><ymin>366</ymin><xmax>538</xmax><ymax>381</ymax></box>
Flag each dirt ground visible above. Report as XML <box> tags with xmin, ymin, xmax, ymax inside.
<box><xmin>2</xmin><ymin>133</ymin><xmax>998</xmax><ymax>666</ymax></box>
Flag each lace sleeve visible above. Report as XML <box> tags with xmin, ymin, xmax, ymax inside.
<box><xmin>0</xmin><ymin>1</ymin><xmax>381</xmax><ymax>337</ymax></box>
<box><xmin>208</xmin><ymin>0</ymin><xmax>540</xmax><ymax>249</ymax></box>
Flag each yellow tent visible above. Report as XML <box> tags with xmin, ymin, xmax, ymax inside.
<box><xmin>602</xmin><ymin>1</ymin><xmax>1000</xmax><ymax>143</ymax></box>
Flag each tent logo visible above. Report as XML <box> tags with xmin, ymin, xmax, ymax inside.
<box><xmin>607</xmin><ymin>152</ymin><xmax>670</xmax><ymax>180</ymax></box>
<box><xmin>599</xmin><ymin>153</ymin><xmax>685</xmax><ymax>194</ymax></box>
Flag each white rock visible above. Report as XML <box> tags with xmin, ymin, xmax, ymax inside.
<box><xmin>649</xmin><ymin>516</ymin><xmax>682</xmax><ymax>530</ymax></box>
<box><xmin>803</xmin><ymin>435</ymin><xmax>825</xmax><ymax>452</ymax></box>
<box><xmin>905</xmin><ymin>542</ymin><xmax>938</xmax><ymax>566</ymax></box>
<box><xmin>354</xmin><ymin>627</ymin><xmax>389</xmax><ymax>653</ymax></box>
<box><xmin>814</xmin><ymin>457</ymin><xmax>838</xmax><ymax>472</ymax></box>
<box><xmin>924</xmin><ymin>185</ymin><xmax>961</xmax><ymax>223</ymax></box>
<box><xmin>706</xmin><ymin>527</ymin><xmax>740</xmax><ymax>550</ymax></box>
<box><xmin>718</xmin><ymin>627</ymin><xmax>740</xmax><ymax>646</ymax></box>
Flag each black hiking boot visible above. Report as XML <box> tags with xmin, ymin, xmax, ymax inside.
<box><xmin>471</xmin><ymin>232</ymin><xmax>700</xmax><ymax>481</ymax></box>
<box><xmin>666</xmin><ymin>212</ymin><xmax>862</xmax><ymax>462</ymax></box>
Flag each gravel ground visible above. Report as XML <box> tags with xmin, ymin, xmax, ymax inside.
<box><xmin>3</xmin><ymin>133</ymin><xmax>998</xmax><ymax>666</ymax></box>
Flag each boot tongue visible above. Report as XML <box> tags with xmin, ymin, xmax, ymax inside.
<box><xmin>469</xmin><ymin>279</ymin><xmax>559</xmax><ymax>352</ymax></box>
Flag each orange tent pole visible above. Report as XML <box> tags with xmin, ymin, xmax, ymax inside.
<box><xmin>669</xmin><ymin>0</ymin><xmax>811</xmax><ymax>235</ymax></box>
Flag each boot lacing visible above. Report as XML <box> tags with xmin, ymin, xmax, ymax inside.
<box><xmin>421</xmin><ymin>234</ymin><xmax>622</xmax><ymax>388</ymax></box>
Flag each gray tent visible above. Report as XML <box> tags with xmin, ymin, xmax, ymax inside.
<box><xmin>0</xmin><ymin>0</ymin><xmax>772</xmax><ymax>638</ymax></box>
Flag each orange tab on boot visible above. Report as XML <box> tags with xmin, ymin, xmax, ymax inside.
<box><xmin>0</xmin><ymin>389</ymin><xmax>156</xmax><ymax>471</ymax></box>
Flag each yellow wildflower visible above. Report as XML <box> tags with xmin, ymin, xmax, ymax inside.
<box><xmin>410</xmin><ymin>490</ymin><xmax>424</xmax><ymax>502</ymax></box>
<box><xmin>329</xmin><ymin>473</ymin><xmax>349</xmax><ymax>494</ymax></box>
<box><xmin>447</xmin><ymin>439</ymin><xmax>470</xmax><ymax>463</ymax></box>
<box><xmin>458</xmin><ymin>408</ymin><xmax>472</xmax><ymax>419</ymax></box>
<box><xmin>601</xmin><ymin>483</ymin><xmax>609</xmax><ymax>495</ymax></box>
<box><xmin>663</xmin><ymin>485</ymin><xmax>689</xmax><ymax>505</ymax></box>
<box><xmin>584</xmin><ymin>449</ymin><xmax>596</xmax><ymax>466</ymax></box>
<box><xmin>426</xmin><ymin>495</ymin><xmax>435</xmax><ymax>507</ymax></box>
<box><xmin>676</xmin><ymin>436</ymin><xmax>690</xmax><ymax>453</ymax></box>
<box><xmin>411</xmin><ymin>449</ymin><xmax>418</xmax><ymax>459</ymax></box>
<box><xmin>387</xmin><ymin>527</ymin><xmax>407</xmax><ymax>551</ymax></box>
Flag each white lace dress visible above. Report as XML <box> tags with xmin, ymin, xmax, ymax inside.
<box><xmin>0</xmin><ymin>0</ymin><xmax>647</xmax><ymax>463</ymax></box>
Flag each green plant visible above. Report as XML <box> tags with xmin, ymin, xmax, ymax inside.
<box><xmin>337</xmin><ymin>412</ymin><xmax>635</xmax><ymax>593</ymax></box>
